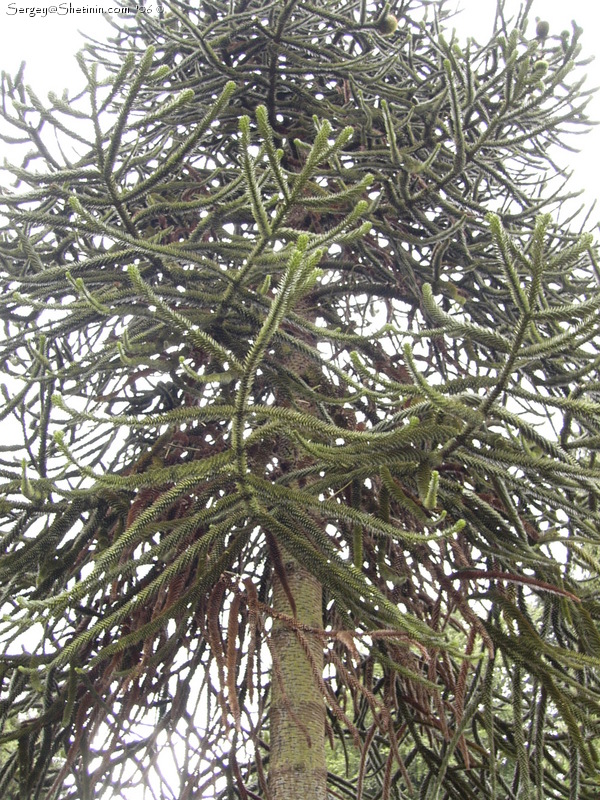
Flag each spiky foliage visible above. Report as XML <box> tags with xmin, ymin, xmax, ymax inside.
<box><xmin>1</xmin><ymin>1</ymin><xmax>600</xmax><ymax>798</ymax></box>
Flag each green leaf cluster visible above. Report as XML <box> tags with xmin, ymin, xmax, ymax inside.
<box><xmin>0</xmin><ymin>1</ymin><xmax>599</xmax><ymax>798</ymax></box>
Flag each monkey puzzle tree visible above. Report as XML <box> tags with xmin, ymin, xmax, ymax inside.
<box><xmin>1</xmin><ymin>0</ymin><xmax>600</xmax><ymax>798</ymax></box>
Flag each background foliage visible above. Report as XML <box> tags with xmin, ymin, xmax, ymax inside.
<box><xmin>1</xmin><ymin>0</ymin><xmax>600</xmax><ymax>797</ymax></box>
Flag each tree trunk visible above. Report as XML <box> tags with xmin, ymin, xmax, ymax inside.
<box><xmin>268</xmin><ymin>553</ymin><xmax>326</xmax><ymax>799</ymax></box>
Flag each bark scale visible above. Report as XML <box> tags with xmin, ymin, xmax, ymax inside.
<box><xmin>268</xmin><ymin>553</ymin><xmax>327</xmax><ymax>800</ymax></box>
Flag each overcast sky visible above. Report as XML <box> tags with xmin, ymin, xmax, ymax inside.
<box><xmin>0</xmin><ymin>0</ymin><xmax>599</xmax><ymax>221</ymax></box>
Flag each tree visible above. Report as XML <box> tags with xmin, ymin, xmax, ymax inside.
<box><xmin>1</xmin><ymin>0</ymin><xmax>600</xmax><ymax>798</ymax></box>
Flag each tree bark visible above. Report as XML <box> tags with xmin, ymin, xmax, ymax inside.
<box><xmin>268</xmin><ymin>553</ymin><xmax>326</xmax><ymax>800</ymax></box>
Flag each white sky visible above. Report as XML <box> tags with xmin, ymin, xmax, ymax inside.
<box><xmin>0</xmin><ymin>0</ymin><xmax>599</xmax><ymax>220</ymax></box>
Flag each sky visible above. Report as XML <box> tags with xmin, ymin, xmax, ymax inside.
<box><xmin>0</xmin><ymin>0</ymin><xmax>599</xmax><ymax>220</ymax></box>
